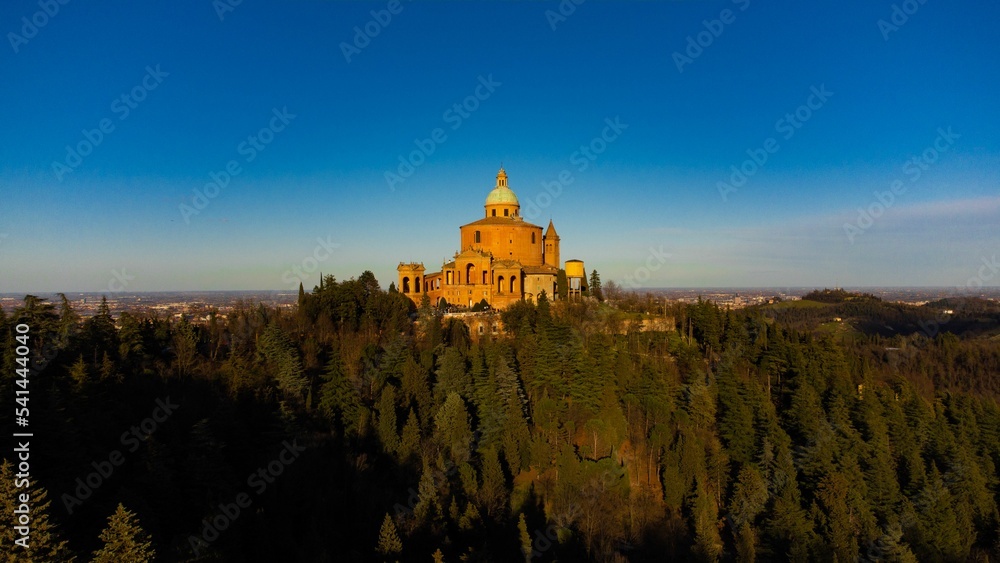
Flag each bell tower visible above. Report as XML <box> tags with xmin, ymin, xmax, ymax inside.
<box><xmin>543</xmin><ymin>220</ymin><xmax>560</xmax><ymax>268</ymax></box>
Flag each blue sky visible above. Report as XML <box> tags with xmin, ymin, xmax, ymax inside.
<box><xmin>1</xmin><ymin>0</ymin><xmax>998</xmax><ymax>292</ymax></box>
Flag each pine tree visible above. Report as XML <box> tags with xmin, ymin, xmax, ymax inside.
<box><xmin>377</xmin><ymin>386</ymin><xmax>401</xmax><ymax>454</ymax></box>
<box><xmin>376</xmin><ymin>513</ymin><xmax>403</xmax><ymax>559</ymax></box>
<box><xmin>413</xmin><ymin>464</ymin><xmax>443</xmax><ymax>527</ymax></box>
<box><xmin>319</xmin><ymin>348</ymin><xmax>363</xmax><ymax>436</ymax></box>
<box><xmin>398</xmin><ymin>408</ymin><xmax>421</xmax><ymax>462</ymax></box>
<box><xmin>729</xmin><ymin>464</ymin><xmax>769</xmax><ymax>530</ymax></box>
<box><xmin>69</xmin><ymin>354</ymin><xmax>89</xmax><ymax>388</ymax></box>
<box><xmin>433</xmin><ymin>392</ymin><xmax>473</xmax><ymax>465</ymax></box>
<box><xmin>518</xmin><ymin>513</ymin><xmax>533</xmax><ymax>562</ymax></box>
<box><xmin>588</xmin><ymin>270</ymin><xmax>603</xmax><ymax>301</ymax></box>
<box><xmin>478</xmin><ymin>446</ymin><xmax>506</xmax><ymax>518</ymax></box>
<box><xmin>57</xmin><ymin>292</ymin><xmax>80</xmax><ymax>340</ymax></box>
<box><xmin>258</xmin><ymin>323</ymin><xmax>308</xmax><ymax>400</ymax></box>
<box><xmin>91</xmin><ymin>503</ymin><xmax>155</xmax><ymax>563</ymax></box>
<box><xmin>433</xmin><ymin>347</ymin><xmax>470</xmax><ymax>404</ymax></box>
<box><xmin>688</xmin><ymin>474</ymin><xmax>723</xmax><ymax>562</ymax></box>
<box><xmin>99</xmin><ymin>351</ymin><xmax>118</xmax><ymax>382</ymax></box>
<box><xmin>0</xmin><ymin>461</ymin><xmax>73</xmax><ymax>563</ymax></box>
<box><xmin>864</xmin><ymin>522</ymin><xmax>918</xmax><ymax>563</ymax></box>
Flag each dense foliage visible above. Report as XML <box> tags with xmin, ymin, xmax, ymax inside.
<box><xmin>1</xmin><ymin>281</ymin><xmax>999</xmax><ymax>562</ymax></box>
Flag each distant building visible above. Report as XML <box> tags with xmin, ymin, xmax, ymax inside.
<box><xmin>397</xmin><ymin>167</ymin><xmax>582</xmax><ymax>309</ymax></box>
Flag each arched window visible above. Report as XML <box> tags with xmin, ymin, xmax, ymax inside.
<box><xmin>510</xmin><ymin>276</ymin><xmax>516</xmax><ymax>294</ymax></box>
<box><xmin>466</xmin><ymin>263</ymin><xmax>475</xmax><ymax>285</ymax></box>
<box><xmin>497</xmin><ymin>275</ymin><xmax>505</xmax><ymax>294</ymax></box>
<box><xmin>402</xmin><ymin>277</ymin><xmax>410</xmax><ymax>293</ymax></box>
<box><xmin>414</xmin><ymin>277</ymin><xmax>421</xmax><ymax>292</ymax></box>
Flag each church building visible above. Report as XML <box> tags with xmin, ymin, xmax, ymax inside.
<box><xmin>397</xmin><ymin>167</ymin><xmax>578</xmax><ymax>309</ymax></box>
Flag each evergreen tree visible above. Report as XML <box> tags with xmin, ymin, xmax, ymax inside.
<box><xmin>0</xmin><ymin>460</ymin><xmax>73</xmax><ymax>563</ymax></box>
<box><xmin>56</xmin><ymin>292</ymin><xmax>80</xmax><ymax>340</ymax></box>
<box><xmin>91</xmin><ymin>503</ymin><xmax>155</xmax><ymax>563</ymax></box>
<box><xmin>376</xmin><ymin>513</ymin><xmax>403</xmax><ymax>559</ymax></box>
<box><xmin>377</xmin><ymin>386</ymin><xmax>400</xmax><ymax>454</ymax></box>
<box><xmin>259</xmin><ymin>323</ymin><xmax>308</xmax><ymax>400</ymax></box>
<box><xmin>433</xmin><ymin>392</ymin><xmax>473</xmax><ymax>465</ymax></box>
<box><xmin>433</xmin><ymin>347</ymin><xmax>470</xmax><ymax>404</ymax></box>
<box><xmin>413</xmin><ymin>463</ymin><xmax>443</xmax><ymax>527</ymax></box>
<box><xmin>588</xmin><ymin>269</ymin><xmax>603</xmax><ymax>301</ymax></box>
<box><xmin>478</xmin><ymin>446</ymin><xmax>506</xmax><ymax>518</ymax></box>
<box><xmin>319</xmin><ymin>348</ymin><xmax>363</xmax><ymax>436</ymax></box>
<box><xmin>518</xmin><ymin>513</ymin><xmax>533</xmax><ymax>562</ymax></box>
<box><xmin>398</xmin><ymin>408</ymin><xmax>421</xmax><ymax>462</ymax></box>
<box><xmin>688</xmin><ymin>474</ymin><xmax>723</xmax><ymax>562</ymax></box>
<box><xmin>69</xmin><ymin>354</ymin><xmax>89</xmax><ymax>388</ymax></box>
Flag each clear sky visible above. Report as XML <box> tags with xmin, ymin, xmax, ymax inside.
<box><xmin>1</xmin><ymin>0</ymin><xmax>998</xmax><ymax>293</ymax></box>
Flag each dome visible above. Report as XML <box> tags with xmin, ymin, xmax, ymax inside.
<box><xmin>485</xmin><ymin>167</ymin><xmax>519</xmax><ymax>207</ymax></box>
<box><xmin>485</xmin><ymin>186</ymin><xmax>519</xmax><ymax>206</ymax></box>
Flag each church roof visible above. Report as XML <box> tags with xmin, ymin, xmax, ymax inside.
<box><xmin>461</xmin><ymin>216</ymin><xmax>542</xmax><ymax>229</ymax></box>
<box><xmin>492</xmin><ymin>259</ymin><xmax>522</xmax><ymax>269</ymax></box>
<box><xmin>522</xmin><ymin>264</ymin><xmax>559</xmax><ymax>275</ymax></box>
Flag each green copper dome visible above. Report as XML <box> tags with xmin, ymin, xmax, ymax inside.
<box><xmin>485</xmin><ymin>186</ymin><xmax>519</xmax><ymax>206</ymax></box>
<box><xmin>485</xmin><ymin>167</ymin><xmax>519</xmax><ymax>207</ymax></box>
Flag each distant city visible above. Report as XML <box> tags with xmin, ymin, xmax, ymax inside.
<box><xmin>4</xmin><ymin>286</ymin><xmax>998</xmax><ymax>319</ymax></box>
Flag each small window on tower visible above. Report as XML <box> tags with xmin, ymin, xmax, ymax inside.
<box><xmin>532</xmin><ymin>232</ymin><xmax>536</xmax><ymax>244</ymax></box>
<box><xmin>475</xmin><ymin>231</ymin><xmax>481</xmax><ymax>243</ymax></box>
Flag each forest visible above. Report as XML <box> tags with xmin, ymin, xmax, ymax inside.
<box><xmin>2</xmin><ymin>274</ymin><xmax>1000</xmax><ymax>562</ymax></box>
